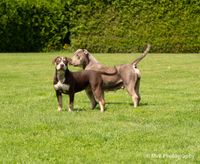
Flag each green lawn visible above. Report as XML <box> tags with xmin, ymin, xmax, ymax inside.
<box><xmin>0</xmin><ymin>52</ymin><xmax>199</xmax><ymax>163</ymax></box>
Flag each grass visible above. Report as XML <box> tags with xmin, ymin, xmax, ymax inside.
<box><xmin>0</xmin><ymin>52</ymin><xmax>200</xmax><ymax>163</ymax></box>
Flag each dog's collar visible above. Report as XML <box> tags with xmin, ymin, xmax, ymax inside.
<box><xmin>82</xmin><ymin>55</ymin><xmax>89</xmax><ymax>69</ymax></box>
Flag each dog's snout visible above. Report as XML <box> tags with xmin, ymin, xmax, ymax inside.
<box><xmin>70</xmin><ymin>60</ymin><xmax>79</xmax><ymax>66</ymax></box>
<box><xmin>70</xmin><ymin>61</ymin><xmax>75</xmax><ymax>65</ymax></box>
<box><xmin>60</xmin><ymin>64</ymin><xmax>64</xmax><ymax>68</ymax></box>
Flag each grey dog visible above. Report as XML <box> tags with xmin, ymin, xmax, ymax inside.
<box><xmin>70</xmin><ymin>44</ymin><xmax>151</xmax><ymax>108</ymax></box>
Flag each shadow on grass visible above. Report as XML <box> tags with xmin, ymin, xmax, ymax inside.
<box><xmin>72</xmin><ymin>101</ymin><xmax>149</xmax><ymax>112</ymax></box>
<box><xmin>106</xmin><ymin>101</ymin><xmax>149</xmax><ymax>107</ymax></box>
<box><xmin>72</xmin><ymin>108</ymin><xmax>87</xmax><ymax>112</ymax></box>
<box><xmin>73</xmin><ymin>106</ymin><xmax>109</xmax><ymax>112</ymax></box>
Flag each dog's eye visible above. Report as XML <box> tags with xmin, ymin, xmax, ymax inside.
<box><xmin>63</xmin><ymin>59</ymin><xmax>67</xmax><ymax>63</ymax></box>
<box><xmin>56</xmin><ymin>58</ymin><xmax>61</xmax><ymax>63</ymax></box>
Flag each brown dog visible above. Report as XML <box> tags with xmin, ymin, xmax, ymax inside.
<box><xmin>70</xmin><ymin>44</ymin><xmax>150</xmax><ymax>108</ymax></box>
<box><xmin>53</xmin><ymin>57</ymin><xmax>106</xmax><ymax>112</ymax></box>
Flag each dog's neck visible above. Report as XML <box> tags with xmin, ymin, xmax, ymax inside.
<box><xmin>82</xmin><ymin>54</ymin><xmax>99</xmax><ymax>69</ymax></box>
<box><xmin>82</xmin><ymin>58</ymin><xmax>89</xmax><ymax>69</ymax></box>
<box><xmin>56</xmin><ymin>69</ymin><xmax>69</xmax><ymax>83</ymax></box>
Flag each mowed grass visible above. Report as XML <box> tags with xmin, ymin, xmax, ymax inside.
<box><xmin>0</xmin><ymin>52</ymin><xmax>199</xmax><ymax>163</ymax></box>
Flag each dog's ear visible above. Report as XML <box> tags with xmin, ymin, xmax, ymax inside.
<box><xmin>83</xmin><ymin>49</ymin><xmax>89</xmax><ymax>56</ymax></box>
<box><xmin>52</xmin><ymin>56</ymin><xmax>60</xmax><ymax>64</ymax></box>
<box><xmin>66</xmin><ymin>57</ymin><xmax>72</xmax><ymax>65</ymax></box>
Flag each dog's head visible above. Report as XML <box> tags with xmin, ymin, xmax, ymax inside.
<box><xmin>71</xmin><ymin>49</ymin><xmax>89</xmax><ymax>67</ymax></box>
<box><xmin>53</xmin><ymin>57</ymin><xmax>72</xmax><ymax>71</ymax></box>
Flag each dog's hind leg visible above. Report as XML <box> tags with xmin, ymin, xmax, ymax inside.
<box><xmin>86</xmin><ymin>88</ymin><xmax>97</xmax><ymax>109</ymax></box>
<box><xmin>135</xmin><ymin>78</ymin><xmax>141</xmax><ymax>105</ymax></box>
<box><xmin>132</xmin><ymin>93</ymin><xmax>140</xmax><ymax>108</ymax></box>
<box><xmin>92</xmin><ymin>87</ymin><xmax>105</xmax><ymax>112</ymax></box>
<box><xmin>119</xmin><ymin>65</ymin><xmax>140</xmax><ymax>107</ymax></box>
<box><xmin>122</xmin><ymin>69</ymin><xmax>141</xmax><ymax>107</ymax></box>
<box><xmin>99</xmin><ymin>99</ymin><xmax>105</xmax><ymax>112</ymax></box>
<box><xmin>68</xmin><ymin>93</ymin><xmax>74</xmax><ymax>112</ymax></box>
<box><xmin>125</xmin><ymin>81</ymin><xmax>140</xmax><ymax>108</ymax></box>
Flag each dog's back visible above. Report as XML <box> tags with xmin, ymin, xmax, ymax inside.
<box><xmin>71</xmin><ymin>70</ymin><xmax>103</xmax><ymax>92</ymax></box>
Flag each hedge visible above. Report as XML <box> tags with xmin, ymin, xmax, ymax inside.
<box><xmin>70</xmin><ymin>0</ymin><xmax>200</xmax><ymax>53</ymax></box>
<box><xmin>0</xmin><ymin>0</ymin><xmax>199</xmax><ymax>52</ymax></box>
<box><xmin>0</xmin><ymin>0</ymin><xmax>69</xmax><ymax>52</ymax></box>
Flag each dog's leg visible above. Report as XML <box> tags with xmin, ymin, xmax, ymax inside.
<box><xmin>132</xmin><ymin>94</ymin><xmax>139</xmax><ymax>108</ymax></box>
<box><xmin>92</xmin><ymin>87</ymin><xmax>105</xmax><ymax>112</ymax></box>
<box><xmin>124</xmin><ymin>82</ymin><xmax>140</xmax><ymax>108</ymax></box>
<box><xmin>68</xmin><ymin>93</ymin><xmax>74</xmax><ymax>112</ymax></box>
<box><xmin>131</xmin><ymin>74</ymin><xmax>141</xmax><ymax>107</ymax></box>
<box><xmin>127</xmin><ymin>86</ymin><xmax>140</xmax><ymax>108</ymax></box>
<box><xmin>85</xmin><ymin>88</ymin><xmax>97</xmax><ymax>109</ymax></box>
<box><xmin>56</xmin><ymin>91</ymin><xmax>62</xmax><ymax>111</ymax></box>
<box><xmin>94</xmin><ymin>96</ymin><xmax>105</xmax><ymax>112</ymax></box>
<box><xmin>135</xmin><ymin>78</ymin><xmax>141</xmax><ymax>105</ymax></box>
<box><xmin>99</xmin><ymin>99</ymin><xmax>105</xmax><ymax>112</ymax></box>
<box><xmin>120</xmin><ymin>67</ymin><xmax>140</xmax><ymax>108</ymax></box>
<box><xmin>100</xmin><ymin>91</ymin><xmax>105</xmax><ymax>112</ymax></box>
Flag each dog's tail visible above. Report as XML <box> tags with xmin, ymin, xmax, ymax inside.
<box><xmin>99</xmin><ymin>66</ymin><xmax>118</xmax><ymax>75</ymax></box>
<box><xmin>131</xmin><ymin>44</ymin><xmax>151</xmax><ymax>66</ymax></box>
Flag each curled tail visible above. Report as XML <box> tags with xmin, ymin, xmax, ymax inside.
<box><xmin>100</xmin><ymin>66</ymin><xmax>118</xmax><ymax>75</ymax></box>
<box><xmin>131</xmin><ymin>44</ymin><xmax>151</xmax><ymax>66</ymax></box>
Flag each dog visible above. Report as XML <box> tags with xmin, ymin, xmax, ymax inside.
<box><xmin>53</xmin><ymin>56</ymin><xmax>107</xmax><ymax>112</ymax></box>
<box><xmin>70</xmin><ymin>44</ymin><xmax>151</xmax><ymax>108</ymax></box>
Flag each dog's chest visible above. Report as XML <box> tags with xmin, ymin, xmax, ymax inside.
<box><xmin>54</xmin><ymin>81</ymin><xmax>70</xmax><ymax>92</ymax></box>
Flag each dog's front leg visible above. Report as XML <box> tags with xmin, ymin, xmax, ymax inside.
<box><xmin>68</xmin><ymin>93</ymin><xmax>74</xmax><ymax>112</ymax></box>
<box><xmin>56</xmin><ymin>91</ymin><xmax>62</xmax><ymax>112</ymax></box>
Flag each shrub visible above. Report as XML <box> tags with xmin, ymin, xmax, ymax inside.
<box><xmin>0</xmin><ymin>0</ymin><xmax>199</xmax><ymax>52</ymax></box>
<box><xmin>0</xmin><ymin>0</ymin><xmax>69</xmax><ymax>52</ymax></box>
<box><xmin>70</xmin><ymin>0</ymin><xmax>200</xmax><ymax>53</ymax></box>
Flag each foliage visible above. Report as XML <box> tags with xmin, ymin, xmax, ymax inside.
<box><xmin>0</xmin><ymin>0</ymin><xmax>199</xmax><ymax>52</ymax></box>
<box><xmin>0</xmin><ymin>0</ymin><xmax>69</xmax><ymax>52</ymax></box>
<box><xmin>70</xmin><ymin>0</ymin><xmax>200</xmax><ymax>52</ymax></box>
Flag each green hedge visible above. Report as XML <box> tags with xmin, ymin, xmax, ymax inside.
<box><xmin>70</xmin><ymin>0</ymin><xmax>200</xmax><ymax>53</ymax></box>
<box><xmin>0</xmin><ymin>0</ymin><xmax>69</xmax><ymax>52</ymax></box>
<box><xmin>0</xmin><ymin>0</ymin><xmax>199</xmax><ymax>52</ymax></box>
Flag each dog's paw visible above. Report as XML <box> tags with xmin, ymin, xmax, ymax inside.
<box><xmin>58</xmin><ymin>107</ymin><xmax>62</xmax><ymax>112</ymax></box>
<box><xmin>68</xmin><ymin>108</ymin><xmax>73</xmax><ymax>112</ymax></box>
